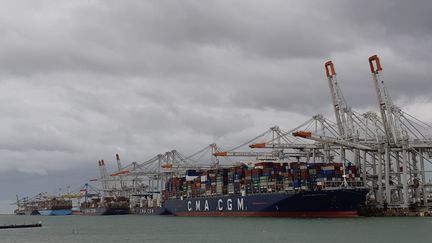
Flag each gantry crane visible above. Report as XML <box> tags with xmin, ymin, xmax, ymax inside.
<box><xmin>325</xmin><ymin>61</ymin><xmax>355</xmax><ymax>139</ymax></box>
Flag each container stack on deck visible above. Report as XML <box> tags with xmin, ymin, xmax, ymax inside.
<box><xmin>163</xmin><ymin>161</ymin><xmax>361</xmax><ymax>200</ymax></box>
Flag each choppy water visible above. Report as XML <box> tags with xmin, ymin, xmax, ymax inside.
<box><xmin>0</xmin><ymin>214</ymin><xmax>431</xmax><ymax>243</ymax></box>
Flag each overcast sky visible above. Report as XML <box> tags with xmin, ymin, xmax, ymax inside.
<box><xmin>1</xmin><ymin>0</ymin><xmax>432</xmax><ymax>213</ymax></box>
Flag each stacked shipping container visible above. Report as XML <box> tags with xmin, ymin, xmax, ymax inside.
<box><xmin>163</xmin><ymin>161</ymin><xmax>361</xmax><ymax>200</ymax></box>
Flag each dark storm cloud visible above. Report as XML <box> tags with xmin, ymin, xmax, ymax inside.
<box><xmin>1</xmin><ymin>0</ymin><xmax>432</xmax><ymax>212</ymax></box>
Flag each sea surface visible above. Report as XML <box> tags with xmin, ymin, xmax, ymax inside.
<box><xmin>0</xmin><ymin>214</ymin><xmax>430</xmax><ymax>243</ymax></box>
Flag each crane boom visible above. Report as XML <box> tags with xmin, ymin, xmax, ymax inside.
<box><xmin>98</xmin><ymin>160</ymin><xmax>109</xmax><ymax>191</ymax></box>
<box><xmin>292</xmin><ymin>131</ymin><xmax>374</xmax><ymax>151</ymax></box>
<box><xmin>213</xmin><ymin>151</ymin><xmax>276</xmax><ymax>157</ymax></box>
<box><xmin>213</xmin><ymin>151</ymin><xmax>309</xmax><ymax>158</ymax></box>
<box><xmin>249</xmin><ymin>143</ymin><xmax>323</xmax><ymax>149</ymax></box>
<box><xmin>115</xmin><ymin>153</ymin><xmax>122</xmax><ymax>171</ymax></box>
<box><xmin>325</xmin><ymin>61</ymin><xmax>354</xmax><ymax>139</ymax></box>
<box><xmin>369</xmin><ymin>55</ymin><xmax>403</xmax><ymax>145</ymax></box>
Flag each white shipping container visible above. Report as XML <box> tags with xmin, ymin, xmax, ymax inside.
<box><xmin>322</xmin><ymin>166</ymin><xmax>335</xmax><ymax>170</ymax></box>
<box><xmin>186</xmin><ymin>175</ymin><xmax>199</xmax><ymax>181</ymax></box>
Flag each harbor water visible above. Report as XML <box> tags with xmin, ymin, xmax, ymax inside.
<box><xmin>0</xmin><ymin>214</ymin><xmax>430</xmax><ymax>243</ymax></box>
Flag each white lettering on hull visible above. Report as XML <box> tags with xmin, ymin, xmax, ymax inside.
<box><xmin>217</xmin><ymin>199</ymin><xmax>223</xmax><ymax>211</ymax></box>
<box><xmin>195</xmin><ymin>201</ymin><xmax>201</xmax><ymax>211</ymax></box>
<box><xmin>204</xmin><ymin>200</ymin><xmax>209</xmax><ymax>211</ymax></box>
<box><xmin>227</xmin><ymin>199</ymin><xmax>232</xmax><ymax>211</ymax></box>
<box><xmin>187</xmin><ymin>201</ymin><xmax>192</xmax><ymax>211</ymax></box>
<box><xmin>237</xmin><ymin>198</ymin><xmax>244</xmax><ymax>211</ymax></box>
<box><xmin>186</xmin><ymin>198</ymin><xmax>246</xmax><ymax>212</ymax></box>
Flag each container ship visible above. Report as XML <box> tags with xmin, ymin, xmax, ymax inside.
<box><xmin>162</xmin><ymin>161</ymin><xmax>368</xmax><ymax>217</ymax></box>
<box><xmin>130</xmin><ymin>194</ymin><xmax>167</xmax><ymax>215</ymax></box>
<box><xmin>38</xmin><ymin>197</ymin><xmax>73</xmax><ymax>216</ymax></box>
<box><xmin>80</xmin><ymin>196</ymin><xmax>130</xmax><ymax>215</ymax></box>
<box><xmin>14</xmin><ymin>194</ymin><xmax>41</xmax><ymax>215</ymax></box>
<box><xmin>14</xmin><ymin>206</ymin><xmax>40</xmax><ymax>215</ymax></box>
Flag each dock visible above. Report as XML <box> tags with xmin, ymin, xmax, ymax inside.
<box><xmin>0</xmin><ymin>223</ymin><xmax>42</xmax><ymax>229</ymax></box>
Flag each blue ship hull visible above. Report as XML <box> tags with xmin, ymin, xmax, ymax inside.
<box><xmin>38</xmin><ymin>209</ymin><xmax>72</xmax><ymax>216</ymax></box>
<box><xmin>163</xmin><ymin>188</ymin><xmax>368</xmax><ymax>217</ymax></box>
